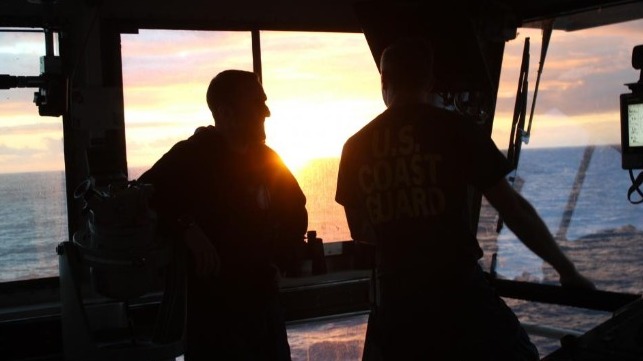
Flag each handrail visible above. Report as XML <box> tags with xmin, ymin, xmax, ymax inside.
<box><xmin>521</xmin><ymin>322</ymin><xmax>583</xmax><ymax>339</ymax></box>
<box><xmin>489</xmin><ymin>276</ymin><xmax>641</xmax><ymax>312</ymax></box>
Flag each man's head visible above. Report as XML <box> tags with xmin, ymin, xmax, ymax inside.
<box><xmin>379</xmin><ymin>37</ymin><xmax>434</xmax><ymax>106</ymax></box>
<box><xmin>206</xmin><ymin>70</ymin><xmax>271</xmax><ymax>147</ymax></box>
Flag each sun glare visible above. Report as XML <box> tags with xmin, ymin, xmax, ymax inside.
<box><xmin>266</xmin><ymin>97</ymin><xmax>384</xmax><ymax>173</ymax></box>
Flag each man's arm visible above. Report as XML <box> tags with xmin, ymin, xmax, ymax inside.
<box><xmin>483</xmin><ymin>179</ymin><xmax>595</xmax><ymax>290</ymax></box>
<box><xmin>267</xmin><ymin>155</ymin><xmax>309</xmax><ymax>276</ymax></box>
<box><xmin>139</xmin><ymin>139</ymin><xmax>220</xmax><ymax>277</ymax></box>
<box><xmin>182</xmin><ymin>223</ymin><xmax>220</xmax><ymax>276</ymax></box>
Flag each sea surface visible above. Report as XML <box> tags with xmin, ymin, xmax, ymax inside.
<box><xmin>1</xmin><ymin>145</ymin><xmax>642</xmax><ymax>359</ymax></box>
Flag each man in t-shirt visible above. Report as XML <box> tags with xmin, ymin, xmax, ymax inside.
<box><xmin>335</xmin><ymin>38</ymin><xmax>595</xmax><ymax>360</ymax></box>
<box><xmin>139</xmin><ymin>70</ymin><xmax>307</xmax><ymax>360</ymax></box>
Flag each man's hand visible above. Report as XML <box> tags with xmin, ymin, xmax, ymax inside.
<box><xmin>183</xmin><ymin>224</ymin><xmax>220</xmax><ymax>276</ymax></box>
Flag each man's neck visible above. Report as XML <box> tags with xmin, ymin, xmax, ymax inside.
<box><xmin>212</xmin><ymin>127</ymin><xmax>250</xmax><ymax>154</ymax></box>
<box><xmin>225</xmin><ymin>135</ymin><xmax>265</xmax><ymax>154</ymax></box>
<box><xmin>385</xmin><ymin>88</ymin><xmax>434</xmax><ymax>108</ymax></box>
<box><xmin>227</xmin><ymin>136</ymin><xmax>252</xmax><ymax>154</ymax></box>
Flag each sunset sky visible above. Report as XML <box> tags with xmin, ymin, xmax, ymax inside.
<box><xmin>0</xmin><ymin>19</ymin><xmax>642</xmax><ymax>174</ymax></box>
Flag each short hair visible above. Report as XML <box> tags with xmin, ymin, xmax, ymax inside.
<box><xmin>380</xmin><ymin>37</ymin><xmax>434</xmax><ymax>90</ymax></box>
<box><xmin>206</xmin><ymin>70</ymin><xmax>260</xmax><ymax>112</ymax></box>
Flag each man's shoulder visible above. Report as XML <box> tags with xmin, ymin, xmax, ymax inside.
<box><xmin>345</xmin><ymin>111</ymin><xmax>388</xmax><ymax>142</ymax></box>
<box><xmin>347</xmin><ymin>105</ymin><xmax>460</xmax><ymax>136</ymax></box>
<box><xmin>138</xmin><ymin>126</ymin><xmax>220</xmax><ymax>180</ymax></box>
<box><xmin>187</xmin><ymin>125</ymin><xmax>219</xmax><ymax>143</ymax></box>
<box><xmin>342</xmin><ymin>105</ymin><xmax>486</xmax><ymax>152</ymax></box>
<box><xmin>258</xmin><ymin>142</ymin><xmax>278</xmax><ymax>154</ymax></box>
<box><xmin>257</xmin><ymin>144</ymin><xmax>291</xmax><ymax>170</ymax></box>
<box><xmin>370</xmin><ymin>104</ymin><xmax>467</xmax><ymax>125</ymax></box>
<box><xmin>166</xmin><ymin>125</ymin><xmax>222</xmax><ymax>153</ymax></box>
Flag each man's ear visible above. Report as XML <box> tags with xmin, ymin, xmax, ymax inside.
<box><xmin>213</xmin><ymin>104</ymin><xmax>234</xmax><ymax>123</ymax></box>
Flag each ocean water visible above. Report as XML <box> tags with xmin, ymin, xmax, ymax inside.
<box><xmin>0</xmin><ymin>171</ymin><xmax>67</xmax><ymax>282</ymax></box>
<box><xmin>1</xmin><ymin>145</ymin><xmax>642</xmax><ymax>359</ymax></box>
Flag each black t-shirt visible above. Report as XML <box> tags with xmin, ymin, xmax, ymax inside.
<box><xmin>336</xmin><ymin>104</ymin><xmax>512</xmax><ymax>277</ymax></box>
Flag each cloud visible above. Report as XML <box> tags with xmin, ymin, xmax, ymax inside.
<box><xmin>0</xmin><ymin>143</ymin><xmax>39</xmax><ymax>157</ymax></box>
<box><xmin>0</xmin><ymin>135</ymin><xmax>65</xmax><ymax>173</ymax></box>
<box><xmin>260</xmin><ymin>32</ymin><xmax>381</xmax><ymax>102</ymax></box>
<box><xmin>496</xmin><ymin>20</ymin><xmax>643</xmax><ymax>118</ymax></box>
<box><xmin>0</xmin><ymin>32</ymin><xmax>44</xmax><ymax>76</ymax></box>
<box><xmin>0</xmin><ymin>122</ymin><xmax>61</xmax><ymax>135</ymax></box>
<box><xmin>121</xmin><ymin>30</ymin><xmax>253</xmax><ymax>87</ymax></box>
<box><xmin>3</xmin><ymin>20</ymin><xmax>643</xmax><ymax>173</ymax></box>
<box><xmin>123</xmin><ymin>119</ymin><xmax>188</xmax><ymax>129</ymax></box>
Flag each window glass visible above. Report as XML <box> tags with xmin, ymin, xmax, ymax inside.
<box><xmin>478</xmin><ymin>19</ymin><xmax>643</xmax><ymax>355</ymax></box>
<box><xmin>122</xmin><ymin>30</ymin><xmax>384</xmax><ymax>242</ymax></box>
<box><xmin>122</xmin><ymin>31</ymin><xmax>378</xmax><ymax>361</ymax></box>
<box><xmin>0</xmin><ymin>29</ymin><xmax>66</xmax><ymax>282</ymax></box>
<box><xmin>261</xmin><ymin>31</ymin><xmax>383</xmax><ymax>242</ymax></box>
<box><xmin>122</xmin><ymin>30</ymin><xmax>253</xmax><ymax>178</ymax></box>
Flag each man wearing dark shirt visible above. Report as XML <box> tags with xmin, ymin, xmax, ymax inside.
<box><xmin>139</xmin><ymin>70</ymin><xmax>307</xmax><ymax>360</ymax></box>
<box><xmin>336</xmin><ymin>38</ymin><xmax>594</xmax><ymax>360</ymax></box>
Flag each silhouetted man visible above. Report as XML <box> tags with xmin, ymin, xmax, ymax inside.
<box><xmin>140</xmin><ymin>70</ymin><xmax>307</xmax><ymax>360</ymax></box>
<box><xmin>336</xmin><ymin>38</ymin><xmax>594</xmax><ymax>360</ymax></box>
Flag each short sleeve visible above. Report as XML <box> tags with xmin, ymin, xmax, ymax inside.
<box><xmin>465</xmin><ymin>123</ymin><xmax>513</xmax><ymax>191</ymax></box>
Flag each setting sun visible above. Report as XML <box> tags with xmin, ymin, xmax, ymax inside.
<box><xmin>266</xmin><ymin>98</ymin><xmax>384</xmax><ymax>173</ymax></box>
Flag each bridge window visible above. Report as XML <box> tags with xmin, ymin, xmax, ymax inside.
<box><xmin>260</xmin><ymin>31</ymin><xmax>383</xmax><ymax>241</ymax></box>
<box><xmin>122</xmin><ymin>30</ymin><xmax>254</xmax><ymax>175</ymax></box>
<box><xmin>0</xmin><ymin>29</ymin><xmax>66</xmax><ymax>282</ymax></box>
<box><xmin>479</xmin><ymin>19</ymin><xmax>643</xmax><ymax>355</ymax></box>
<box><xmin>122</xmin><ymin>30</ymin><xmax>383</xmax><ymax>243</ymax></box>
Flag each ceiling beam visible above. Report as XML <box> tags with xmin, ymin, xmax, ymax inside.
<box><xmin>0</xmin><ymin>0</ymin><xmax>641</xmax><ymax>33</ymax></box>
